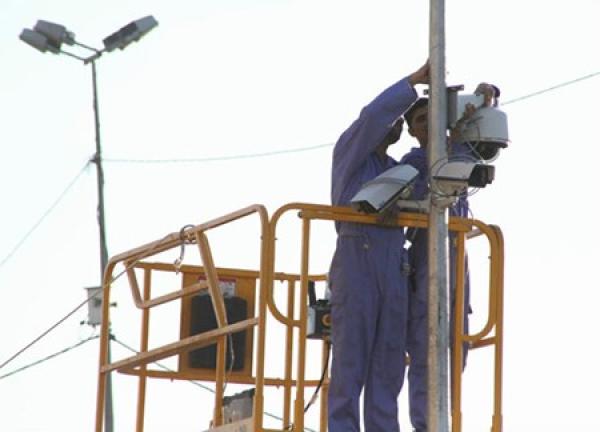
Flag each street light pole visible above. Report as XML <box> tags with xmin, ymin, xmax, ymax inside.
<box><xmin>89</xmin><ymin>58</ymin><xmax>114</xmax><ymax>432</ymax></box>
<box><xmin>20</xmin><ymin>17</ymin><xmax>158</xmax><ymax>432</ymax></box>
<box><xmin>91</xmin><ymin>60</ymin><xmax>109</xmax><ymax>275</ymax></box>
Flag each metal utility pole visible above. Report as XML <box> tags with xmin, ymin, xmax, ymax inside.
<box><xmin>428</xmin><ymin>0</ymin><xmax>450</xmax><ymax>431</ymax></box>
<box><xmin>91</xmin><ymin>60</ymin><xmax>109</xmax><ymax>277</ymax></box>
<box><xmin>90</xmin><ymin>59</ymin><xmax>114</xmax><ymax>432</ymax></box>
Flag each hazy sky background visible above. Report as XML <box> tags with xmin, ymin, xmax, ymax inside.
<box><xmin>1</xmin><ymin>1</ymin><xmax>600</xmax><ymax>431</ymax></box>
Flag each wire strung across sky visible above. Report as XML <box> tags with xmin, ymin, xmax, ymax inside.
<box><xmin>0</xmin><ymin>237</ymin><xmax>167</xmax><ymax>371</ymax></box>
<box><xmin>0</xmin><ymin>160</ymin><xmax>91</xmax><ymax>270</ymax></box>
<box><xmin>110</xmin><ymin>336</ymin><xmax>216</xmax><ymax>393</ymax></box>
<box><xmin>0</xmin><ymin>331</ymin><xmax>317</xmax><ymax>431</ymax></box>
<box><xmin>104</xmin><ymin>70</ymin><xmax>600</xmax><ymax>164</ymax></box>
<box><xmin>500</xmin><ymin>70</ymin><xmax>600</xmax><ymax>106</ymax></box>
<box><xmin>1</xmin><ymin>69</ymin><xmax>598</xmax><ymax>370</ymax></box>
<box><xmin>0</xmin><ymin>289</ymin><xmax>103</xmax><ymax>371</ymax></box>
<box><xmin>111</xmin><ymin>336</ymin><xmax>318</xmax><ymax>432</ymax></box>
<box><xmin>2</xmin><ymin>68</ymin><xmax>598</xmax><ymax>274</ymax></box>
<box><xmin>104</xmin><ymin>142</ymin><xmax>334</xmax><ymax>164</ymax></box>
<box><xmin>0</xmin><ymin>335</ymin><xmax>99</xmax><ymax>380</ymax></box>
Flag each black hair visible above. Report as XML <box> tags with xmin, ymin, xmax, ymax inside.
<box><xmin>403</xmin><ymin>97</ymin><xmax>429</xmax><ymax>128</ymax></box>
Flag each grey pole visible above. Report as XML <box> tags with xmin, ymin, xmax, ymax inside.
<box><xmin>428</xmin><ymin>0</ymin><xmax>450</xmax><ymax>431</ymax></box>
<box><xmin>91</xmin><ymin>60</ymin><xmax>108</xmax><ymax>276</ymax></box>
<box><xmin>90</xmin><ymin>60</ymin><xmax>114</xmax><ymax>432</ymax></box>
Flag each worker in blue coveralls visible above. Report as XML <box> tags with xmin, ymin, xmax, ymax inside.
<box><xmin>327</xmin><ymin>61</ymin><xmax>430</xmax><ymax>432</ymax></box>
<box><xmin>399</xmin><ymin>83</ymin><xmax>498</xmax><ymax>432</ymax></box>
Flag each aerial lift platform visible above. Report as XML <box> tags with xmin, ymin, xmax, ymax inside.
<box><xmin>93</xmin><ymin>203</ymin><xmax>504</xmax><ymax>432</ymax></box>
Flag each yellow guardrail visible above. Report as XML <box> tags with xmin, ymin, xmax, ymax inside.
<box><xmin>93</xmin><ymin>203</ymin><xmax>504</xmax><ymax>432</ymax></box>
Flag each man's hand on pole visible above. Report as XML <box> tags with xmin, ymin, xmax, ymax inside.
<box><xmin>409</xmin><ymin>60</ymin><xmax>431</xmax><ymax>87</ymax></box>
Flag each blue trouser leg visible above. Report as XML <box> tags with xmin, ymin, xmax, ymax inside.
<box><xmin>364</xmin><ymin>245</ymin><xmax>408</xmax><ymax>432</ymax></box>
<box><xmin>328</xmin><ymin>234</ymin><xmax>377</xmax><ymax>432</ymax></box>
<box><xmin>328</xmin><ymin>233</ymin><xmax>408</xmax><ymax>432</ymax></box>
<box><xmin>407</xmin><ymin>300</ymin><xmax>428</xmax><ymax>431</ymax></box>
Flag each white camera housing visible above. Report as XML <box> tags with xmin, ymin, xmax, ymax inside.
<box><xmin>432</xmin><ymin>160</ymin><xmax>495</xmax><ymax>196</ymax></box>
<box><xmin>450</xmin><ymin>93</ymin><xmax>510</xmax><ymax>162</ymax></box>
<box><xmin>350</xmin><ymin>164</ymin><xmax>419</xmax><ymax>213</ymax></box>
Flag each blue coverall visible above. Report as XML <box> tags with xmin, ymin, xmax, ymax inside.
<box><xmin>399</xmin><ymin>145</ymin><xmax>472</xmax><ymax>432</ymax></box>
<box><xmin>328</xmin><ymin>77</ymin><xmax>417</xmax><ymax>432</ymax></box>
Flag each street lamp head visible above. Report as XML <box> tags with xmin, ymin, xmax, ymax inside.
<box><xmin>20</xmin><ymin>20</ymin><xmax>76</xmax><ymax>54</ymax></box>
<box><xmin>102</xmin><ymin>15</ymin><xmax>158</xmax><ymax>52</ymax></box>
<box><xmin>20</xmin><ymin>16</ymin><xmax>158</xmax><ymax>61</ymax></box>
<box><xmin>19</xmin><ymin>28</ymin><xmax>60</xmax><ymax>54</ymax></box>
<box><xmin>33</xmin><ymin>20</ymin><xmax>76</xmax><ymax>48</ymax></box>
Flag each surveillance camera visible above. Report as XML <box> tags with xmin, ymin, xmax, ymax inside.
<box><xmin>431</xmin><ymin>160</ymin><xmax>495</xmax><ymax>196</ymax></box>
<box><xmin>449</xmin><ymin>93</ymin><xmax>510</xmax><ymax>162</ymax></box>
<box><xmin>470</xmin><ymin>140</ymin><xmax>507</xmax><ymax>162</ymax></box>
<box><xmin>351</xmin><ymin>164</ymin><xmax>419</xmax><ymax>213</ymax></box>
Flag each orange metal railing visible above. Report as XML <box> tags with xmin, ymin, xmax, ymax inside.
<box><xmin>93</xmin><ymin>203</ymin><xmax>504</xmax><ymax>432</ymax></box>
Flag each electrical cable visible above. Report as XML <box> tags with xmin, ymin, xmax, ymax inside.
<box><xmin>100</xmin><ymin>70</ymin><xmax>599</xmax><ymax>166</ymax></box>
<box><xmin>0</xmin><ymin>289</ymin><xmax>104</xmax><ymax>371</ymax></box>
<box><xmin>0</xmin><ymin>226</ymin><xmax>177</xmax><ymax>371</ymax></box>
<box><xmin>2</xmin><ymin>70</ymin><xmax>598</xmax><ymax>274</ymax></box>
<box><xmin>221</xmin><ymin>332</ymin><xmax>235</xmax><ymax>396</ymax></box>
<box><xmin>111</xmin><ymin>335</ymin><xmax>316</xmax><ymax>432</ymax></box>
<box><xmin>0</xmin><ymin>335</ymin><xmax>99</xmax><ymax>380</ymax></box>
<box><xmin>429</xmin><ymin>121</ymin><xmax>494</xmax><ymax>201</ymax></box>
<box><xmin>110</xmin><ymin>336</ymin><xmax>216</xmax><ymax>393</ymax></box>
<box><xmin>0</xmin><ymin>161</ymin><xmax>91</xmax><ymax>270</ymax></box>
<box><xmin>103</xmin><ymin>142</ymin><xmax>333</xmax><ymax>164</ymax></box>
<box><xmin>2</xmin><ymin>70</ymin><xmax>597</xmax><ymax>282</ymax></box>
<box><xmin>3</xmin><ymin>66</ymin><xmax>594</xmax><ymax>429</ymax></box>
<box><xmin>283</xmin><ymin>341</ymin><xmax>330</xmax><ymax>432</ymax></box>
<box><xmin>500</xmin><ymin>70</ymin><xmax>600</xmax><ymax>106</ymax></box>
<box><xmin>303</xmin><ymin>341</ymin><xmax>330</xmax><ymax>413</ymax></box>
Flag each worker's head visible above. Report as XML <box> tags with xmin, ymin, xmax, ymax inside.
<box><xmin>404</xmin><ymin>97</ymin><xmax>429</xmax><ymax>147</ymax></box>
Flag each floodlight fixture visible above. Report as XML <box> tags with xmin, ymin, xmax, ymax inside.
<box><xmin>20</xmin><ymin>20</ymin><xmax>90</xmax><ymax>61</ymax></box>
<box><xmin>350</xmin><ymin>164</ymin><xmax>419</xmax><ymax>213</ymax></box>
<box><xmin>19</xmin><ymin>28</ymin><xmax>59</xmax><ymax>54</ymax></box>
<box><xmin>20</xmin><ymin>15</ymin><xmax>158</xmax><ymax>62</ymax></box>
<box><xmin>102</xmin><ymin>15</ymin><xmax>158</xmax><ymax>52</ymax></box>
<box><xmin>33</xmin><ymin>20</ymin><xmax>76</xmax><ymax>49</ymax></box>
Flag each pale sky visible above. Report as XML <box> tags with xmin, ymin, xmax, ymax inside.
<box><xmin>1</xmin><ymin>1</ymin><xmax>600</xmax><ymax>431</ymax></box>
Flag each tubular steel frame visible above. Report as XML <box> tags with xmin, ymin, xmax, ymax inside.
<box><xmin>93</xmin><ymin>203</ymin><xmax>504</xmax><ymax>432</ymax></box>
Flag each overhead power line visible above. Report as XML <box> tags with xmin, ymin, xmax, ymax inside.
<box><xmin>0</xmin><ymin>335</ymin><xmax>99</xmax><ymax>380</ymax></box>
<box><xmin>0</xmin><ymin>229</ymin><xmax>171</xmax><ymax>372</ymax></box>
<box><xmin>112</xmin><ymin>336</ymin><xmax>318</xmax><ymax>432</ymax></box>
<box><xmin>111</xmin><ymin>337</ymin><xmax>216</xmax><ymax>393</ymax></box>
<box><xmin>2</xmin><ymin>68</ymin><xmax>598</xmax><ymax>386</ymax></box>
<box><xmin>501</xmin><ymin>70</ymin><xmax>600</xmax><ymax>106</ymax></box>
<box><xmin>0</xmin><ymin>289</ymin><xmax>101</xmax><ymax>371</ymax></box>
<box><xmin>3</xmin><ymin>70</ymin><xmax>597</xmax><ymax>274</ymax></box>
<box><xmin>102</xmin><ymin>70</ymin><xmax>599</xmax><ymax>165</ymax></box>
<box><xmin>104</xmin><ymin>142</ymin><xmax>333</xmax><ymax>164</ymax></box>
<box><xmin>0</xmin><ymin>161</ymin><xmax>91</xmax><ymax>270</ymax></box>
